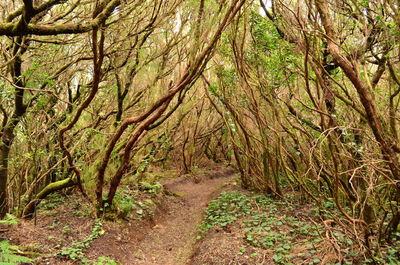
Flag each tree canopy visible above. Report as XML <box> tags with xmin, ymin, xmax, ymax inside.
<box><xmin>1</xmin><ymin>0</ymin><xmax>400</xmax><ymax>263</ymax></box>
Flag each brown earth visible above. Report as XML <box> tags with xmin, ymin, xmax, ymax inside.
<box><xmin>129</xmin><ymin>167</ymin><xmax>236</xmax><ymax>265</ymax></box>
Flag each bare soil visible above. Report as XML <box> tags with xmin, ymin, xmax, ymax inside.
<box><xmin>130</xmin><ymin>167</ymin><xmax>236</xmax><ymax>265</ymax></box>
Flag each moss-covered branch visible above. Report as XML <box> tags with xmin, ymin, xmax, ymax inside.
<box><xmin>22</xmin><ymin>177</ymin><xmax>77</xmax><ymax>218</ymax></box>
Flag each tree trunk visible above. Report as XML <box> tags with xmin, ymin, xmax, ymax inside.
<box><xmin>0</xmin><ymin>142</ymin><xmax>10</xmax><ymax>217</ymax></box>
<box><xmin>0</xmin><ymin>41</ymin><xmax>27</xmax><ymax>217</ymax></box>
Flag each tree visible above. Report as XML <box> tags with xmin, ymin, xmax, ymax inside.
<box><xmin>202</xmin><ymin>0</ymin><xmax>400</xmax><ymax>255</ymax></box>
<box><xmin>0</xmin><ymin>0</ymin><xmax>246</xmax><ymax>218</ymax></box>
<box><xmin>0</xmin><ymin>0</ymin><xmax>124</xmax><ymax>218</ymax></box>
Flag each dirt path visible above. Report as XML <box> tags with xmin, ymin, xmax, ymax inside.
<box><xmin>130</xmin><ymin>168</ymin><xmax>235</xmax><ymax>265</ymax></box>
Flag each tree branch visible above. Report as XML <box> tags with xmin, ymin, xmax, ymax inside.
<box><xmin>0</xmin><ymin>0</ymin><xmax>120</xmax><ymax>36</ymax></box>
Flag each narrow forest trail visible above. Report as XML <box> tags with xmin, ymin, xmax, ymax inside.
<box><xmin>130</xmin><ymin>168</ymin><xmax>235</xmax><ymax>265</ymax></box>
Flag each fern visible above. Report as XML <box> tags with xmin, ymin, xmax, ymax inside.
<box><xmin>0</xmin><ymin>214</ymin><xmax>19</xmax><ymax>225</ymax></box>
<box><xmin>0</xmin><ymin>240</ymin><xmax>32</xmax><ymax>265</ymax></box>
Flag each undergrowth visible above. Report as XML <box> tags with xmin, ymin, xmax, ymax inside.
<box><xmin>199</xmin><ymin>191</ymin><xmax>252</xmax><ymax>233</ymax></box>
<box><xmin>58</xmin><ymin>219</ymin><xmax>105</xmax><ymax>262</ymax></box>
<box><xmin>0</xmin><ymin>240</ymin><xmax>33</xmax><ymax>264</ymax></box>
<box><xmin>0</xmin><ymin>214</ymin><xmax>33</xmax><ymax>264</ymax></box>
<box><xmin>112</xmin><ymin>183</ymin><xmax>160</xmax><ymax>219</ymax></box>
<box><xmin>199</xmin><ymin>190</ymin><xmax>399</xmax><ymax>265</ymax></box>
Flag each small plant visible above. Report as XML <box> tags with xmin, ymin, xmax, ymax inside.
<box><xmin>0</xmin><ymin>240</ymin><xmax>33</xmax><ymax>264</ymax></box>
<box><xmin>242</xmin><ymin>209</ymin><xmax>324</xmax><ymax>264</ymax></box>
<box><xmin>48</xmin><ymin>221</ymin><xmax>59</xmax><ymax>230</ymax></box>
<box><xmin>134</xmin><ymin>199</ymin><xmax>156</xmax><ymax>218</ymax></box>
<box><xmin>94</xmin><ymin>256</ymin><xmax>120</xmax><ymax>265</ymax></box>
<box><xmin>199</xmin><ymin>191</ymin><xmax>253</xmax><ymax>234</ymax></box>
<box><xmin>113</xmin><ymin>189</ymin><xmax>137</xmax><ymax>218</ymax></box>
<box><xmin>139</xmin><ymin>181</ymin><xmax>162</xmax><ymax>194</ymax></box>
<box><xmin>73</xmin><ymin>208</ymin><xmax>90</xmax><ymax>217</ymax></box>
<box><xmin>0</xmin><ymin>213</ymin><xmax>19</xmax><ymax>225</ymax></box>
<box><xmin>198</xmin><ymin>190</ymin><xmax>329</xmax><ymax>264</ymax></box>
<box><xmin>58</xmin><ymin>219</ymin><xmax>105</xmax><ymax>261</ymax></box>
<box><xmin>72</xmin><ymin>201</ymin><xmax>91</xmax><ymax>217</ymax></box>
<box><xmin>39</xmin><ymin>193</ymin><xmax>64</xmax><ymax>208</ymax></box>
<box><xmin>58</xmin><ymin>247</ymin><xmax>85</xmax><ymax>260</ymax></box>
<box><xmin>62</xmin><ymin>225</ymin><xmax>71</xmax><ymax>233</ymax></box>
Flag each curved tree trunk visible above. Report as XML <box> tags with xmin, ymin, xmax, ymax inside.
<box><xmin>22</xmin><ymin>177</ymin><xmax>76</xmax><ymax>218</ymax></box>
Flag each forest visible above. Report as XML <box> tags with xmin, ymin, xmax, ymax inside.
<box><xmin>0</xmin><ymin>0</ymin><xmax>399</xmax><ymax>264</ymax></box>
